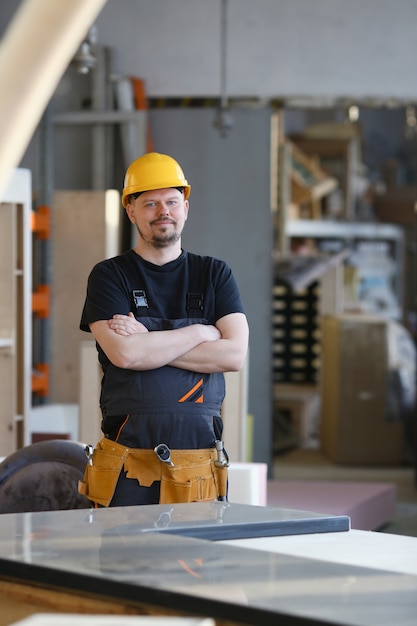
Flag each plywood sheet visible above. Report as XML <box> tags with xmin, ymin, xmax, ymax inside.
<box><xmin>0</xmin><ymin>203</ymin><xmax>16</xmax><ymax>455</ymax></box>
<box><xmin>50</xmin><ymin>190</ymin><xmax>120</xmax><ymax>407</ymax></box>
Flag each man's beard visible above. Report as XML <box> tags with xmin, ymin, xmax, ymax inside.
<box><xmin>135</xmin><ymin>224</ymin><xmax>181</xmax><ymax>248</ymax></box>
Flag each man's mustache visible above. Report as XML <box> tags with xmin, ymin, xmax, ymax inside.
<box><xmin>152</xmin><ymin>218</ymin><xmax>176</xmax><ymax>225</ymax></box>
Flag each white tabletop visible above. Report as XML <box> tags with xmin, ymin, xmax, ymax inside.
<box><xmin>222</xmin><ymin>527</ymin><xmax>417</xmax><ymax>577</ymax></box>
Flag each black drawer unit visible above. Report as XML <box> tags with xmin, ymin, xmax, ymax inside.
<box><xmin>272</xmin><ymin>280</ymin><xmax>321</xmax><ymax>384</ymax></box>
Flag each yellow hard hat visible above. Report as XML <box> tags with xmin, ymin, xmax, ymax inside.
<box><xmin>122</xmin><ymin>152</ymin><xmax>191</xmax><ymax>208</ymax></box>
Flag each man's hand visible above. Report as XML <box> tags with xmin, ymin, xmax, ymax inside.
<box><xmin>169</xmin><ymin>312</ymin><xmax>248</xmax><ymax>373</ymax></box>
<box><xmin>108</xmin><ymin>312</ymin><xmax>148</xmax><ymax>336</ymax></box>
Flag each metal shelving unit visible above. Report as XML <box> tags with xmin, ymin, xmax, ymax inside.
<box><xmin>285</xmin><ymin>219</ymin><xmax>405</xmax><ymax>321</ymax></box>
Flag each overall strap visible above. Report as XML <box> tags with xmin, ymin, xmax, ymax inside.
<box><xmin>186</xmin><ymin>253</ymin><xmax>210</xmax><ymax>318</ymax></box>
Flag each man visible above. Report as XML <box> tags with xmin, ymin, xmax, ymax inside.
<box><xmin>79</xmin><ymin>152</ymin><xmax>249</xmax><ymax>507</ymax></box>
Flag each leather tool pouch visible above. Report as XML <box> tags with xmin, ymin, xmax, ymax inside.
<box><xmin>78</xmin><ymin>438</ymin><xmax>129</xmax><ymax>507</ymax></box>
<box><xmin>78</xmin><ymin>439</ymin><xmax>228</xmax><ymax>506</ymax></box>
<box><xmin>159</xmin><ymin>450</ymin><xmax>220</xmax><ymax>504</ymax></box>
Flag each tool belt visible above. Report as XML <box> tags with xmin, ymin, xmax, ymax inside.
<box><xmin>78</xmin><ymin>437</ymin><xmax>228</xmax><ymax>507</ymax></box>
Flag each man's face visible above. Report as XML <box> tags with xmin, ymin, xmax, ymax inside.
<box><xmin>126</xmin><ymin>187</ymin><xmax>189</xmax><ymax>249</ymax></box>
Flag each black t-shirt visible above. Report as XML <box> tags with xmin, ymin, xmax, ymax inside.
<box><xmin>80</xmin><ymin>250</ymin><xmax>245</xmax><ymax>418</ymax></box>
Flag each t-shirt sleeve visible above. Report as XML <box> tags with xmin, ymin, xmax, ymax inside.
<box><xmin>80</xmin><ymin>261</ymin><xmax>131</xmax><ymax>332</ymax></box>
<box><xmin>213</xmin><ymin>260</ymin><xmax>246</xmax><ymax>321</ymax></box>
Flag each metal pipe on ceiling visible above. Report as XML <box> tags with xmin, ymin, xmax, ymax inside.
<box><xmin>214</xmin><ymin>0</ymin><xmax>234</xmax><ymax>137</ymax></box>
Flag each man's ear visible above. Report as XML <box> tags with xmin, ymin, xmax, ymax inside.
<box><xmin>125</xmin><ymin>204</ymin><xmax>136</xmax><ymax>224</ymax></box>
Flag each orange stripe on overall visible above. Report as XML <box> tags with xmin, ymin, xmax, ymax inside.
<box><xmin>178</xmin><ymin>379</ymin><xmax>204</xmax><ymax>403</ymax></box>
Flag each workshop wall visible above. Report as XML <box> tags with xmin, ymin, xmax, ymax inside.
<box><xmin>1</xmin><ymin>0</ymin><xmax>416</xmax><ymax>466</ymax></box>
<box><xmin>2</xmin><ymin>1</ymin><xmax>417</xmax><ymax>101</ymax></box>
<box><xmin>150</xmin><ymin>107</ymin><xmax>275</xmax><ymax>465</ymax></box>
<box><xmin>93</xmin><ymin>0</ymin><xmax>417</xmax><ymax>100</ymax></box>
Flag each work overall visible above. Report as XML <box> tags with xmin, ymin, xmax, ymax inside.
<box><xmin>79</xmin><ymin>254</ymin><xmax>230</xmax><ymax>507</ymax></box>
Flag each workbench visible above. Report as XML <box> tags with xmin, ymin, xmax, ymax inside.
<box><xmin>0</xmin><ymin>502</ymin><xmax>416</xmax><ymax>626</ymax></box>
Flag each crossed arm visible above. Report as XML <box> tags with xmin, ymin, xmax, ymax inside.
<box><xmin>89</xmin><ymin>312</ymin><xmax>249</xmax><ymax>374</ymax></box>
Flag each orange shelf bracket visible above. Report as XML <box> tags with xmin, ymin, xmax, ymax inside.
<box><xmin>32</xmin><ymin>284</ymin><xmax>50</xmax><ymax>318</ymax></box>
<box><xmin>31</xmin><ymin>205</ymin><xmax>51</xmax><ymax>239</ymax></box>
<box><xmin>32</xmin><ymin>363</ymin><xmax>49</xmax><ymax>397</ymax></box>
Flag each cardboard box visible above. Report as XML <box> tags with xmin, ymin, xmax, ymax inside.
<box><xmin>320</xmin><ymin>314</ymin><xmax>404</xmax><ymax>465</ymax></box>
<box><xmin>374</xmin><ymin>186</ymin><xmax>417</xmax><ymax>225</ymax></box>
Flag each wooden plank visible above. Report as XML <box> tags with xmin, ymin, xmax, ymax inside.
<box><xmin>0</xmin><ymin>204</ymin><xmax>15</xmax><ymax>340</ymax></box>
<box><xmin>0</xmin><ymin>203</ymin><xmax>16</xmax><ymax>455</ymax></box>
<box><xmin>50</xmin><ymin>190</ymin><xmax>120</xmax><ymax>407</ymax></box>
<box><xmin>289</xmin><ymin>141</ymin><xmax>338</xmax><ymax>212</ymax></box>
<box><xmin>222</xmin><ymin>356</ymin><xmax>249</xmax><ymax>462</ymax></box>
<box><xmin>0</xmin><ymin>578</ymin><xmax>225</xmax><ymax>625</ymax></box>
<box><xmin>0</xmin><ymin>578</ymin><xmax>172</xmax><ymax>626</ymax></box>
<box><xmin>79</xmin><ymin>340</ymin><xmax>102</xmax><ymax>445</ymax></box>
